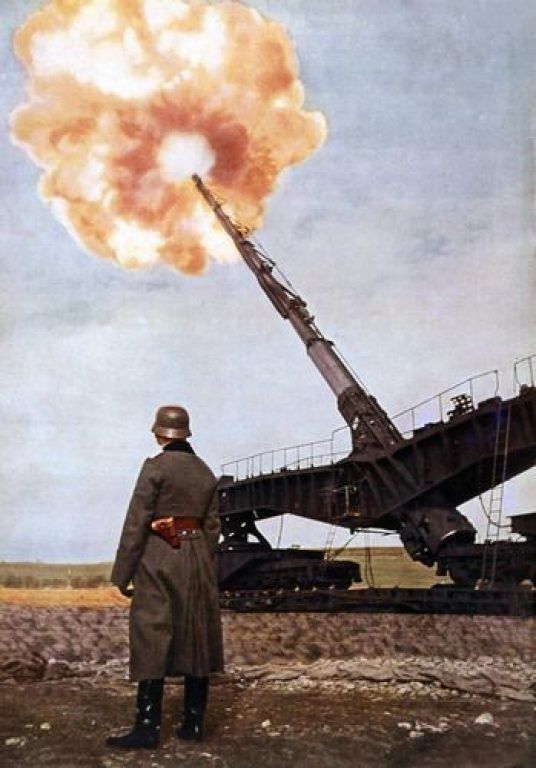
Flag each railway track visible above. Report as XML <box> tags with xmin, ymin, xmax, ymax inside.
<box><xmin>220</xmin><ymin>586</ymin><xmax>536</xmax><ymax>617</ymax></box>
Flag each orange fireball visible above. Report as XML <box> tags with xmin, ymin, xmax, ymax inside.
<box><xmin>11</xmin><ymin>0</ymin><xmax>326</xmax><ymax>274</ymax></box>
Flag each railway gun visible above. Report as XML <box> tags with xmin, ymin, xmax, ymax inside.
<box><xmin>193</xmin><ymin>176</ymin><xmax>536</xmax><ymax>591</ymax></box>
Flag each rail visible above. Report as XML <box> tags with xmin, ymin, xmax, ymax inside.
<box><xmin>221</xmin><ymin>426</ymin><xmax>352</xmax><ymax>480</ymax></box>
<box><xmin>220</xmin><ymin>586</ymin><xmax>535</xmax><ymax>616</ymax></box>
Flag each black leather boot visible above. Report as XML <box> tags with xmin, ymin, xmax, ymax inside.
<box><xmin>177</xmin><ymin>675</ymin><xmax>208</xmax><ymax>742</ymax></box>
<box><xmin>106</xmin><ymin>678</ymin><xmax>164</xmax><ymax>749</ymax></box>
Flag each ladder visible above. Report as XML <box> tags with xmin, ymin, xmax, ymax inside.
<box><xmin>363</xmin><ymin>531</ymin><xmax>376</xmax><ymax>587</ymax></box>
<box><xmin>324</xmin><ymin>524</ymin><xmax>338</xmax><ymax>555</ymax></box>
<box><xmin>481</xmin><ymin>404</ymin><xmax>512</xmax><ymax>584</ymax></box>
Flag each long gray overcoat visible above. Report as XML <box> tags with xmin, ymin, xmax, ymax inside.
<box><xmin>111</xmin><ymin>442</ymin><xmax>224</xmax><ymax>681</ymax></box>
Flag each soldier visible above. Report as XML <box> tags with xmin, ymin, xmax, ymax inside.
<box><xmin>106</xmin><ymin>405</ymin><xmax>224</xmax><ymax>750</ymax></box>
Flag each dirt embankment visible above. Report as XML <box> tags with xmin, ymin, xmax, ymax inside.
<box><xmin>1</xmin><ymin>605</ymin><xmax>534</xmax><ymax>663</ymax></box>
<box><xmin>0</xmin><ymin>606</ymin><xmax>534</xmax><ymax>700</ymax></box>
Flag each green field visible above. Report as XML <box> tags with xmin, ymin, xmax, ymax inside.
<box><xmin>0</xmin><ymin>548</ymin><xmax>449</xmax><ymax>589</ymax></box>
<box><xmin>332</xmin><ymin>547</ymin><xmax>452</xmax><ymax>588</ymax></box>
<box><xmin>0</xmin><ymin>561</ymin><xmax>112</xmax><ymax>588</ymax></box>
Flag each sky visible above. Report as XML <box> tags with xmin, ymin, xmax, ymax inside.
<box><xmin>0</xmin><ymin>0</ymin><xmax>534</xmax><ymax>562</ymax></box>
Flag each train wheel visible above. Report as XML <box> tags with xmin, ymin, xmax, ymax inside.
<box><xmin>448</xmin><ymin>562</ymin><xmax>478</xmax><ymax>588</ymax></box>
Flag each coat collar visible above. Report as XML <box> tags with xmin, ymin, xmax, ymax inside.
<box><xmin>162</xmin><ymin>440</ymin><xmax>196</xmax><ymax>455</ymax></box>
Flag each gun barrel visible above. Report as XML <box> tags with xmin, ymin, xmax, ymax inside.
<box><xmin>193</xmin><ymin>175</ymin><xmax>402</xmax><ymax>450</ymax></box>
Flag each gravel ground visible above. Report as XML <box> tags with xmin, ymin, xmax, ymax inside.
<box><xmin>1</xmin><ymin>676</ymin><xmax>534</xmax><ymax>768</ymax></box>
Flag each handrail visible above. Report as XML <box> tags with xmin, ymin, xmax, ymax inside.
<box><xmin>513</xmin><ymin>353</ymin><xmax>535</xmax><ymax>392</ymax></box>
<box><xmin>392</xmin><ymin>368</ymin><xmax>500</xmax><ymax>436</ymax></box>
<box><xmin>221</xmin><ymin>355</ymin><xmax>533</xmax><ymax>480</ymax></box>
<box><xmin>221</xmin><ymin>429</ymin><xmax>352</xmax><ymax>480</ymax></box>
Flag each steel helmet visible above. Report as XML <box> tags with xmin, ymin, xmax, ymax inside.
<box><xmin>151</xmin><ymin>405</ymin><xmax>191</xmax><ymax>439</ymax></box>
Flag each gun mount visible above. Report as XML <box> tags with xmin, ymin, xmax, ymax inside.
<box><xmin>194</xmin><ymin>176</ymin><xmax>536</xmax><ymax>586</ymax></box>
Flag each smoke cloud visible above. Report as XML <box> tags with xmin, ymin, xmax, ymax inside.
<box><xmin>11</xmin><ymin>0</ymin><xmax>326</xmax><ymax>274</ymax></box>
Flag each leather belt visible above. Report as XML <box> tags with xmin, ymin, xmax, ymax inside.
<box><xmin>150</xmin><ymin>516</ymin><xmax>202</xmax><ymax>549</ymax></box>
